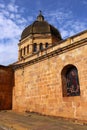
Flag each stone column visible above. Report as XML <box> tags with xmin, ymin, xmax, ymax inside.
<box><xmin>18</xmin><ymin>49</ymin><xmax>20</xmax><ymax>60</ymax></box>
<box><xmin>29</xmin><ymin>44</ymin><xmax>33</xmax><ymax>55</ymax></box>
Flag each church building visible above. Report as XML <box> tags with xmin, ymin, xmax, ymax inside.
<box><xmin>0</xmin><ymin>12</ymin><xmax>87</xmax><ymax>123</ymax></box>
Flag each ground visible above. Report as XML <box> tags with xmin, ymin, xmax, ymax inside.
<box><xmin>0</xmin><ymin>111</ymin><xmax>87</xmax><ymax>130</ymax></box>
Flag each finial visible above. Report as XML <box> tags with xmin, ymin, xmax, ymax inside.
<box><xmin>39</xmin><ymin>10</ymin><xmax>42</xmax><ymax>15</ymax></box>
<box><xmin>37</xmin><ymin>10</ymin><xmax>44</xmax><ymax>21</ymax></box>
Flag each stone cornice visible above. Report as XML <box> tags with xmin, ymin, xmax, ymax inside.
<box><xmin>18</xmin><ymin>33</ymin><xmax>51</xmax><ymax>46</ymax></box>
<box><xmin>13</xmin><ymin>37</ymin><xmax>87</xmax><ymax>70</ymax></box>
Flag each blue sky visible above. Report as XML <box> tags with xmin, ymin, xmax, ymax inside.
<box><xmin>0</xmin><ymin>0</ymin><xmax>87</xmax><ymax>65</ymax></box>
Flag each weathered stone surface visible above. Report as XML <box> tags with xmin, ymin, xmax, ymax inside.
<box><xmin>13</xmin><ymin>30</ymin><xmax>87</xmax><ymax>123</ymax></box>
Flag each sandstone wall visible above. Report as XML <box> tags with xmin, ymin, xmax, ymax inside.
<box><xmin>13</xmin><ymin>31</ymin><xmax>87</xmax><ymax>122</ymax></box>
<box><xmin>0</xmin><ymin>66</ymin><xmax>14</xmax><ymax>110</ymax></box>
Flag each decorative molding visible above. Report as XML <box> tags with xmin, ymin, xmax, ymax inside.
<box><xmin>13</xmin><ymin>38</ymin><xmax>87</xmax><ymax>70</ymax></box>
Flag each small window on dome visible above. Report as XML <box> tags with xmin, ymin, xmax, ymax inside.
<box><xmin>45</xmin><ymin>43</ymin><xmax>49</xmax><ymax>48</ymax></box>
<box><xmin>39</xmin><ymin>43</ymin><xmax>43</xmax><ymax>51</ymax></box>
<box><xmin>33</xmin><ymin>43</ymin><xmax>37</xmax><ymax>52</ymax></box>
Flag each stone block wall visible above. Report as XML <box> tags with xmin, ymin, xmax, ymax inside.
<box><xmin>13</xmin><ymin>31</ymin><xmax>87</xmax><ymax>122</ymax></box>
<box><xmin>0</xmin><ymin>66</ymin><xmax>14</xmax><ymax>110</ymax></box>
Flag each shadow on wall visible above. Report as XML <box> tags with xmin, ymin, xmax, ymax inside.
<box><xmin>0</xmin><ymin>65</ymin><xmax>14</xmax><ymax>110</ymax></box>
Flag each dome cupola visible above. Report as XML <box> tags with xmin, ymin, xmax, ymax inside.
<box><xmin>21</xmin><ymin>11</ymin><xmax>62</xmax><ymax>41</ymax></box>
<box><xmin>18</xmin><ymin>12</ymin><xmax>62</xmax><ymax>62</ymax></box>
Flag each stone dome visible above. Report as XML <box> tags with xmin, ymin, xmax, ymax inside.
<box><xmin>21</xmin><ymin>11</ymin><xmax>62</xmax><ymax>40</ymax></box>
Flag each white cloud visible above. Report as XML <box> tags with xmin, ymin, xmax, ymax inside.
<box><xmin>0</xmin><ymin>14</ymin><xmax>23</xmax><ymax>39</ymax></box>
<box><xmin>0</xmin><ymin>1</ymin><xmax>27</xmax><ymax>65</ymax></box>
<box><xmin>45</xmin><ymin>10</ymin><xmax>72</xmax><ymax>23</ymax></box>
<box><xmin>7</xmin><ymin>3</ymin><xmax>18</xmax><ymax>12</ymax></box>
<box><xmin>60</xmin><ymin>20</ymin><xmax>86</xmax><ymax>38</ymax></box>
<box><xmin>27</xmin><ymin>16</ymin><xmax>34</xmax><ymax>22</ymax></box>
<box><xmin>0</xmin><ymin>39</ymin><xmax>18</xmax><ymax>65</ymax></box>
<box><xmin>0</xmin><ymin>3</ymin><xmax>5</xmax><ymax>8</ymax></box>
<box><xmin>45</xmin><ymin>10</ymin><xmax>87</xmax><ymax>38</ymax></box>
<box><xmin>60</xmin><ymin>29</ymin><xmax>69</xmax><ymax>38</ymax></box>
<box><xmin>82</xmin><ymin>0</ymin><xmax>87</xmax><ymax>5</ymax></box>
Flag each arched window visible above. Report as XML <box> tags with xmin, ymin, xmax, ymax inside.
<box><xmin>27</xmin><ymin>45</ymin><xmax>29</xmax><ymax>53</ymax></box>
<box><xmin>39</xmin><ymin>43</ymin><xmax>43</xmax><ymax>51</ymax></box>
<box><xmin>45</xmin><ymin>42</ymin><xmax>49</xmax><ymax>48</ymax></box>
<box><xmin>33</xmin><ymin>43</ymin><xmax>37</xmax><ymax>52</ymax></box>
<box><xmin>61</xmin><ymin>65</ymin><xmax>80</xmax><ymax>97</ymax></box>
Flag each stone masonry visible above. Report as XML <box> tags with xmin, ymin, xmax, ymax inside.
<box><xmin>13</xmin><ymin>30</ymin><xmax>87</xmax><ymax>123</ymax></box>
